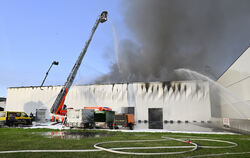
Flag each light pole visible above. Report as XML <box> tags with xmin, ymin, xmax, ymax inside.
<box><xmin>40</xmin><ymin>61</ymin><xmax>59</xmax><ymax>89</ymax></box>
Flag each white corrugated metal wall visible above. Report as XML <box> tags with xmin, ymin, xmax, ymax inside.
<box><xmin>217</xmin><ymin>47</ymin><xmax>250</xmax><ymax>119</ymax></box>
<box><xmin>6</xmin><ymin>81</ymin><xmax>211</xmax><ymax>128</ymax></box>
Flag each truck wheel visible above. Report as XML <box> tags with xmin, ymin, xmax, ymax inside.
<box><xmin>108</xmin><ymin>123</ymin><xmax>113</xmax><ymax>129</ymax></box>
<box><xmin>9</xmin><ymin>122</ymin><xmax>13</xmax><ymax>127</ymax></box>
<box><xmin>114</xmin><ymin>126</ymin><xmax>119</xmax><ymax>129</ymax></box>
<box><xmin>26</xmin><ymin>120</ymin><xmax>32</xmax><ymax>125</ymax></box>
<box><xmin>129</xmin><ymin>124</ymin><xmax>134</xmax><ymax>130</ymax></box>
<box><xmin>89</xmin><ymin>123</ymin><xmax>94</xmax><ymax>129</ymax></box>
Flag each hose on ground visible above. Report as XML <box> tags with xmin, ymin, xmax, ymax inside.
<box><xmin>93</xmin><ymin>136</ymin><xmax>238</xmax><ymax>155</ymax></box>
<box><xmin>0</xmin><ymin>136</ymin><xmax>246</xmax><ymax>157</ymax></box>
<box><xmin>94</xmin><ymin>137</ymin><xmax>198</xmax><ymax>155</ymax></box>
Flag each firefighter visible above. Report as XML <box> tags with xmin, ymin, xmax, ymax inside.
<box><xmin>30</xmin><ymin>112</ymin><xmax>34</xmax><ymax>121</ymax></box>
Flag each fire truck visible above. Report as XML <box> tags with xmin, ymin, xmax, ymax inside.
<box><xmin>66</xmin><ymin>107</ymin><xmax>115</xmax><ymax>129</ymax></box>
<box><xmin>50</xmin><ymin>11</ymin><xmax>108</xmax><ymax>122</ymax></box>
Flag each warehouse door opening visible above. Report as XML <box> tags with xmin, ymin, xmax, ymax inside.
<box><xmin>148</xmin><ymin>108</ymin><xmax>163</xmax><ymax>129</ymax></box>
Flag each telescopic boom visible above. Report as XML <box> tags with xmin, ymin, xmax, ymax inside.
<box><xmin>50</xmin><ymin>11</ymin><xmax>108</xmax><ymax>115</ymax></box>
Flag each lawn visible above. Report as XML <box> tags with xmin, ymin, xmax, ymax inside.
<box><xmin>0</xmin><ymin>128</ymin><xmax>249</xmax><ymax>158</ymax></box>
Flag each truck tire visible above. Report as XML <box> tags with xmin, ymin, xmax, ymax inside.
<box><xmin>8</xmin><ymin>122</ymin><xmax>13</xmax><ymax>127</ymax></box>
<box><xmin>18</xmin><ymin>123</ymin><xmax>24</xmax><ymax>127</ymax></box>
<box><xmin>26</xmin><ymin>120</ymin><xmax>32</xmax><ymax>125</ymax></box>
<box><xmin>129</xmin><ymin>123</ymin><xmax>134</xmax><ymax>130</ymax></box>
<box><xmin>89</xmin><ymin>123</ymin><xmax>94</xmax><ymax>129</ymax></box>
<box><xmin>108</xmin><ymin>122</ymin><xmax>113</xmax><ymax>129</ymax></box>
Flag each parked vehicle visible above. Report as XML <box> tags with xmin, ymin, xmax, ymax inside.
<box><xmin>114</xmin><ymin>114</ymin><xmax>135</xmax><ymax>130</ymax></box>
<box><xmin>84</xmin><ymin>107</ymin><xmax>112</xmax><ymax>111</ymax></box>
<box><xmin>94</xmin><ymin>110</ymin><xmax>115</xmax><ymax>129</ymax></box>
<box><xmin>64</xmin><ymin>107</ymin><xmax>135</xmax><ymax>130</ymax></box>
<box><xmin>65</xmin><ymin>109</ymin><xmax>95</xmax><ymax>128</ymax></box>
<box><xmin>0</xmin><ymin>111</ymin><xmax>32</xmax><ymax>126</ymax></box>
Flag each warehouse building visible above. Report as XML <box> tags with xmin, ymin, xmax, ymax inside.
<box><xmin>213</xmin><ymin>47</ymin><xmax>250</xmax><ymax>132</ymax></box>
<box><xmin>6</xmin><ymin>81</ymin><xmax>211</xmax><ymax>130</ymax></box>
<box><xmin>5</xmin><ymin>47</ymin><xmax>250</xmax><ymax>132</ymax></box>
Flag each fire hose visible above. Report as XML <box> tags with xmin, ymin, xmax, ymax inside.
<box><xmin>0</xmin><ymin>136</ymin><xmax>242</xmax><ymax>157</ymax></box>
<box><xmin>93</xmin><ymin>136</ymin><xmax>237</xmax><ymax>155</ymax></box>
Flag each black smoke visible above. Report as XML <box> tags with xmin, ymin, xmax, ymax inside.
<box><xmin>96</xmin><ymin>0</ymin><xmax>250</xmax><ymax>83</ymax></box>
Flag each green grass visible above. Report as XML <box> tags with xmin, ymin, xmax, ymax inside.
<box><xmin>0</xmin><ymin>128</ymin><xmax>249</xmax><ymax>158</ymax></box>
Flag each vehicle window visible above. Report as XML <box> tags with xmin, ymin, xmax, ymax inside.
<box><xmin>0</xmin><ymin>112</ymin><xmax>5</xmax><ymax>117</ymax></box>
<box><xmin>9</xmin><ymin>113</ymin><xmax>15</xmax><ymax>117</ymax></box>
<box><xmin>22</xmin><ymin>113</ymin><xmax>28</xmax><ymax>117</ymax></box>
<box><xmin>16</xmin><ymin>112</ymin><xmax>21</xmax><ymax>117</ymax></box>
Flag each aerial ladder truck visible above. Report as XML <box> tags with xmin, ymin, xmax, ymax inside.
<box><xmin>50</xmin><ymin>11</ymin><xmax>108</xmax><ymax>122</ymax></box>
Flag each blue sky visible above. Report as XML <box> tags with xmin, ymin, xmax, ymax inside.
<box><xmin>0</xmin><ymin>0</ymin><xmax>129</xmax><ymax>97</ymax></box>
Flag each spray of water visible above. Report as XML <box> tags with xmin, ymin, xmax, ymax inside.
<box><xmin>109</xmin><ymin>19</ymin><xmax>122</xmax><ymax>74</ymax></box>
<box><xmin>175</xmin><ymin>68</ymin><xmax>250</xmax><ymax>119</ymax></box>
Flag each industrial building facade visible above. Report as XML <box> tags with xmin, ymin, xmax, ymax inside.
<box><xmin>5</xmin><ymin>47</ymin><xmax>250</xmax><ymax>132</ymax></box>
<box><xmin>6</xmin><ymin>81</ymin><xmax>211</xmax><ymax>129</ymax></box>
<box><xmin>213</xmin><ymin>47</ymin><xmax>250</xmax><ymax>132</ymax></box>
<box><xmin>217</xmin><ymin>47</ymin><xmax>250</xmax><ymax>119</ymax></box>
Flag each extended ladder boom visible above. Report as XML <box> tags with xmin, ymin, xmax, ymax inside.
<box><xmin>50</xmin><ymin>11</ymin><xmax>108</xmax><ymax>114</ymax></box>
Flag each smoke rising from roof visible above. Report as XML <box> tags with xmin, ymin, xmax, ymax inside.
<box><xmin>96</xmin><ymin>0</ymin><xmax>250</xmax><ymax>83</ymax></box>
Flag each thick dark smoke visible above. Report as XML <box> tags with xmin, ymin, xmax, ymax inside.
<box><xmin>96</xmin><ymin>0</ymin><xmax>250</xmax><ymax>83</ymax></box>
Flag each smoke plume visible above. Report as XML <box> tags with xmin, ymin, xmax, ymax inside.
<box><xmin>96</xmin><ymin>0</ymin><xmax>250</xmax><ymax>83</ymax></box>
